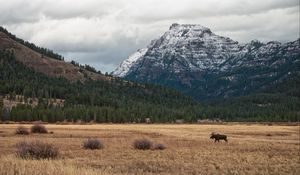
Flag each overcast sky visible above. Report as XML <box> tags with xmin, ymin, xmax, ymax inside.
<box><xmin>0</xmin><ymin>0</ymin><xmax>299</xmax><ymax>73</ymax></box>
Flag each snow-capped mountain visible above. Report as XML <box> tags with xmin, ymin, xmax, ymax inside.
<box><xmin>113</xmin><ymin>48</ymin><xmax>148</xmax><ymax>77</ymax></box>
<box><xmin>112</xmin><ymin>23</ymin><xmax>300</xmax><ymax>100</ymax></box>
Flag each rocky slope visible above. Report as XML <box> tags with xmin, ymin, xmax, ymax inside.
<box><xmin>112</xmin><ymin>23</ymin><xmax>300</xmax><ymax>100</ymax></box>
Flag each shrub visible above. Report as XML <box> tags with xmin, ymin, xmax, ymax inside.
<box><xmin>15</xmin><ymin>126</ymin><xmax>30</xmax><ymax>135</ymax></box>
<box><xmin>83</xmin><ymin>138</ymin><xmax>104</xmax><ymax>150</ymax></box>
<box><xmin>16</xmin><ymin>141</ymin><xmax>59</xmax><ymax>159</ymax></box>
<box><xmin>133</xmin><ymin>139</ymin><xmax>153</xmax><ymax>150</ymax></box>
<box><xmin>31</xmin><ymin>123</ymin><xmax>48</xmax><ymax>134</ymax></box>
<box><xmin>154</xmin><ymin>143</ymin><xmax>166</xmax><ymax>150</ymax></box>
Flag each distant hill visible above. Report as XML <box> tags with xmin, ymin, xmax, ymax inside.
<box><xmin>0</xmin><ymin>27</ymin><xmax>109</xmax><ymax>82</ymax></box>
<box><xmin>202</xmin><ymin>75</ymin><xmax>300</xmax><ymax>122</ymax></box>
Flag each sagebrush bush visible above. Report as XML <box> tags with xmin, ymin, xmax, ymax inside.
<box><xmin>16</xmin><ymin>141</ymin><xmax>59</xmax><ymax>159</ymax></box>
<box><xmin>154</xmin><ymin>143</ymin><xmax>166</xmax><ymax>150</ymax></box>
<box><xmin>133</xmin><ymin>139</ymin><xmax>153</xmax><ymax>150</ymax></box>
<box><xmin>15</xmin><ymin>126</ymin><xmax>30</xmax><ymax>135</ymax></box>
<box><xmin>31</xmin><ymin>123</ymin><xmax>48</xmax><ymax>134</ymax></box>
<box><xmin>83</xmin><ymin>138</ymin><xmax>104</xmax><ymax>150</ymax></box>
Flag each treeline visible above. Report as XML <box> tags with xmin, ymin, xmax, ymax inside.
<box><xmin>9</xmin><ymin>104</ymin><xmax>199</xmax><ymax>123</ymax></box>
<box><xmin>71</xmin><ymin>60</ymin><xmax>102</xmax><ymax>74</ymax></box>
<box><xmin>0</xmin><ymin>96</ymin><xmax>3</xmax><ymax>119</ymax></box>
<box><xmin>7</xmin><ymin>94</ymin><xmax>299</xmax><ymax>123</ymax></box>
<box><xmin>0</xmin><ymin>49</ymin><xmax>299</xmax><ymax>122</ymax></box>
<box><xmin>0</xmin><ymin>26</ymin><xmax>64</xmax><ymax>61</ymax></box>
<box><xmin>202</xmin><ymin>93</ymin><xmax>300</xmax><ymax>122</ymax></box>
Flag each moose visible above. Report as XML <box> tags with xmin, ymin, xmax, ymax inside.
<box><xmin>210</xmin><ymin>132</ymin><xmax>228</xmax><ymax>142</ymax></box>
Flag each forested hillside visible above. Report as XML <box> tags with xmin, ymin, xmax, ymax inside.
<box><xmin>0</xmin><ymin>49</ymin><xmax>200</xmax><ymax>122</ymax></box>
<box><xmin>0</xmin><ymin>26</ymin><xmax>299</xmax><ymax>122</ymax></box>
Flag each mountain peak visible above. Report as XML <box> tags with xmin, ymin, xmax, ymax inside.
<box><xmin>168</xmin><ymin>23</ymin><xmax>212</xmax><ymax>34</ymax></box>
<box><xmin>112</xmin><ymin>23</ymin><xmax>299</xmax><ymax>100</ymax></box>
<box><xmin>112</xmin><ymin>23</ymin><xmax>237</xmax><ymax>77</ymax></box>
<box><xmin>169</xmin><ymin>23</ymin><xmax>180</xmax><ymax>29</ymax></box>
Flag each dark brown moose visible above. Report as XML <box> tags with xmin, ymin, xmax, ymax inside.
<box><xmin>210</xmin><ymin>132</ymin><xmax>228</xmax><ymax>142</ymax></box>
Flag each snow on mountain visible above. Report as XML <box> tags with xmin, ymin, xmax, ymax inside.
<box><xmin>112</xmin><ymin>23</ymin><xmax>300</xmax><ymax>100</ymax></box>
<box><xmin>112</xmin><ymin>23</ymin><xmax>242</xmax><ymax>76</ymax></box>
<box><xmin>112</xmin><ymin>48</ymin><xmax>148</xmax><ymax>77</ymax></box>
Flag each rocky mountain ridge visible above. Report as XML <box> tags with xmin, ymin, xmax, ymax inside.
<box><xmin>113</xmin><ymin>23</ymin><xmax>300</xmax><ymax>100</ymax></box>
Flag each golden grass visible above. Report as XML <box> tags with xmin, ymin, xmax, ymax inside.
<box><xmin>0</xmin><ymin>124</ymin><xmax>299</xmax><ymax>175</ymax></box>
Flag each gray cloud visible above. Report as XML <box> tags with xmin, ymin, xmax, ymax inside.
<box><xmin>0</xmin><ymin>0</ymin><xmax>299</xmax><ymax>73</ymax></box>
<box><xmin>123</xmin><ymin>0</ymin><xmax>299</xmax><ymax>23</ymax></box>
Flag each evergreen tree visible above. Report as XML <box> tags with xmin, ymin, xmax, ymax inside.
<box><xmin>0</xmin><ymin>96</ymin><xmax>3</xmax><ymax>121</ymax></box>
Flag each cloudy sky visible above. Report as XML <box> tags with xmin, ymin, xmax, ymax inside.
<box><xmin>0</xmin><ymin>0</ymin><xmax>299</xmax><ymax>73</ymax></box>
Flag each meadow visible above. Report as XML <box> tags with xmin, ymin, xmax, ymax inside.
<box><xmin>0</xmin><ymin>123</ymin><xmax>299</xmax><ymax>175</ymax></box>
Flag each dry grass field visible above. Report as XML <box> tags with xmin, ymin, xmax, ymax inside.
<box><xmin>0</xmin><ymin>124</ymin><xmax>299</xmax><ymax>175</ymax></box>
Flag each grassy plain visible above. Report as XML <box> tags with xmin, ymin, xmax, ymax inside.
<box><xmin>0</xmin><ymin>124</ymin><xmax>299</xmax><ymax>175</ymax></box>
